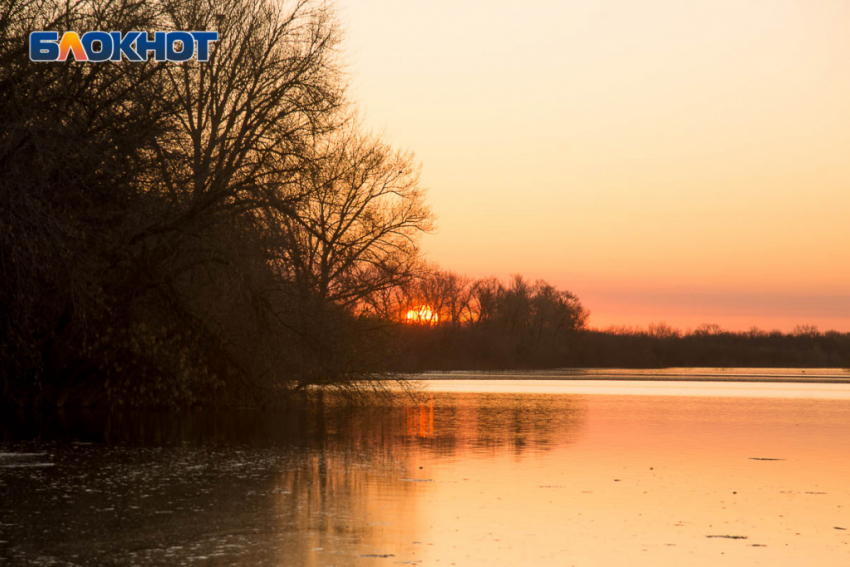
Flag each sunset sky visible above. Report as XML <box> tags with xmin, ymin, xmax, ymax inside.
<box><xmin>339</xmin><ymin>0</ymin><xmax>850</xmax><ymax>332</ymax></box>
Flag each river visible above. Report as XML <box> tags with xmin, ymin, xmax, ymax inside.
<box><xmin>2</xmin><ymin>369</ymin><xmax>850</xmax><ymax>565</ymax></box>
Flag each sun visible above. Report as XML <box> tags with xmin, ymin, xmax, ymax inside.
<box><xmin>406</xmin><ymin>306</ymin><xmax>438</xmax><ymax>325</ymax></box>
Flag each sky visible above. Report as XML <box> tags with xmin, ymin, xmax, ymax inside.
<box><xmin>337</xmin><ymin>0</ymin><xmax>850</xmax><ymax>332</ymax></box>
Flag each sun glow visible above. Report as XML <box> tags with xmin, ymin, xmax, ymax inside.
<box><xmin>406</xmin><ymin>306</ymin><xmax>438</xmax><ymax>325</ymax></box>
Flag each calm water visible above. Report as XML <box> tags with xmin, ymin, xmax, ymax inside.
<box><xmin>3</xmin><ymin>372</ymin><xmax>850</xmax><ymax>565</ymax></box>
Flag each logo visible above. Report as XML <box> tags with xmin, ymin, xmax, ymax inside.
<box><xmin>29</xmin><ymin>31</ymin><xmax>218</xmax><ymax>62</ymax></box>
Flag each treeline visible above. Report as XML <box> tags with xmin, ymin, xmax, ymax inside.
<box><xmin>380</xmin><ymin>272</ymin><xmax>590</xmax><ymax>370</ymax></box>
<box><xmin>1</xmin><ymin>0</ymin><xmax>433</xmax><ymax>406</ymax></box>
<box><xmin>377</xmin><ymin>270</ymin><xmax>850</xmax><ymax>371</ymax></box>
<box><xmin>398</xmin><ymin>315</ymin><xmax>850</xmax><ymax>371</ymax></box>
<box><xmin>570</xmin><ymin>324</ymin><xmax>850</xmax><ymax>369</ymax></box>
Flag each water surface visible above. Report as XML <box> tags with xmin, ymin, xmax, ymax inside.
<box><xmin>3</xmin><ymin>373</ymin><xmax>850</xmax><ymax>565</ymax></box>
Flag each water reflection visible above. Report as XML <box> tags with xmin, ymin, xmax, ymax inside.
<box><xmin>421</xmin><ymin>393</ymin><xmax>586</xmax><ymax>455</ymax></box>
<box><xmin>5</xmin><ymin>383</ymin><xmax>850</xmax><ymax>566</ymax></box>
<box><xmin>405</xmin><ymin>395</ymin><xmax>434</xmax><ymax>438</ymax></box>
<box><xmin>0</xmin><ymin>392</ymin><xmax>585</xmax><ymax>565</ymax></box>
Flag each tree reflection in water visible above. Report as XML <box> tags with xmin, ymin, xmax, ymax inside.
<box><xmin>0</xmin><ymin>393</ymin><xmax>586</xmax><ymax>565</ymax></box>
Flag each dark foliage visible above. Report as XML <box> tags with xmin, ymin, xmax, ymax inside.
<box><xmin>386</xmin><ymin>273</ymin><xmax>590</xmax><ymax>370</ymax></box>
<box><xmin>0</xmin><ymin>0</ymin><xmax>431</xmax><ymax>407</ymax></box>
<box><xmin>568</xmin><ymin>326</ymin><xmax>850</xmax><ymax>369</ymax></box>
<box><xmin>398</xmin><ymin>322</ymin><xmax>850</xmax><ymax>371</ymax></box>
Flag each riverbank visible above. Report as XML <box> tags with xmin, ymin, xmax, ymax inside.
<box><xmin>412</xmin><ymin>368</ymin><xmax>850</xmax><ymax>384</ymax></box>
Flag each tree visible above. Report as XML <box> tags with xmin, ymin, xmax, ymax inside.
<box><xmin>1</xmin><ymin>0</ymin><xmax>405</xmax><ymax>405</ymax></box>
<box><xmin>0</xmin><ymin>0</ymin><xmax>172</xmax><ymax>403</ymax></box>
<box><xmin>274</xmin><ymin>124</ymin><xmax>433</xmax><ymax>308</ymax></box>
<box><xmin>104</xmin><ymin>0</ymin><xmax>347</xmax><ymax>401</ymax></box>
<box><xmin>254</xmin><ymin>124</ymin><xmax>435</xmax><ymax>388</ymax></box>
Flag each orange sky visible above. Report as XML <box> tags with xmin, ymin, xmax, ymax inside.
<box><xmin>339</xmin><ymin>0</ymin><xmax>850</xmax><ymax>332</ymax></box>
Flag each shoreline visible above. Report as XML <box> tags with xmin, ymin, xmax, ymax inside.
<box><xmin>406</xmin><ymin>369</ymin><xmax>850</xmax><ymax>384</ymax></box>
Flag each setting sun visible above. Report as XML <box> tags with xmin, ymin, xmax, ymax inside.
<box><xmin>406</xmin><ymin>306</ymin><xmax>438</xmax><ymax>325</ymax></box>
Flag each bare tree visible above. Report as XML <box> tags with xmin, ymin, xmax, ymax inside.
<box><xmin>107</xmin><ymin>0</ymin><xmax>348</xmax><ymax>400</ymax></box>
<box><xmin>0</xmin><ymin>0</ymin><xmax>374</xmax><ymax>405</ymax></box>
<box><xmin>131</xmin><ymin>0</ymin><xmax>342</xmax><ymax>244</ymax></box>
<box><xmin>274</xmin><ymin>123</ymin><xmax>434</xmax><ymax>309</ymax></box>
<box><xmin>0</xmin><ymin>0</ymin><xmax>172</xmax><ymax>403</ymax></box>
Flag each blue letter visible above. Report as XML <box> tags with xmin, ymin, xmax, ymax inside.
<box><xmin>191</xmin><ymin>31</ymin><xmax>218</xmax><ymax>62</ymax></box>
<box><xmin>81</xmin><ymin>31</ymin><xmax>112</xmax><ymax>62</ymax></box>
<box><xmin>29</xmin><ymin>31</ymin><xmax>59</xmax><ymax>62</ymax></box>
<box><xmin>110</xmin><ymin>31</ymin><xmax>143</xmax><ymax>61</ymax></box>
<box><xmin>136</xmin><ymin>31</ymin><xmax>166</xmax><ymax>62</ymax></box>
<box><xmin>165</xmin><ymin>31</ymin><xmax>194</xmax><ymax>62</ymax></box>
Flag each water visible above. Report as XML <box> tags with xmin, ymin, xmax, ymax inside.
<box><xmin>3</xmin><ymin>371</ymin><xmax>850</xmax><ymax>565</ymax></box>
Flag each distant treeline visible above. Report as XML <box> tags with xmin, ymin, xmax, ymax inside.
<box><xmin>386</xmin><ymin>272</ymin><xmax>850</xmax><ymax>371</ymax></box>
<box><xmin>396</xmin><ymin>321</ymin><xmax>850</xmax><ymax>371</ymax></box>
<box><xmin>379</xmin><ymin>272</ymin><xmax>589</xmax><ymax>370</ymax></box>
<box><xmin>572</xmin><ymin>324</ymin><xmax>850</xmax><ymax>369</ymax></box>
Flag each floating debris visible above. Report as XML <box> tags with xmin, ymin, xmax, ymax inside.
<box><xmin>749</xmin><ymin>458</ymin><xmax>785</xmax><ymax>461</ymax></box>
<box><xmin>361</xmin><ymin>553</ymin><xmax>395</xmax><ymax>558</ymax></box>
<box><xmin>706</xmin><ymin>535</ymin><xmax>748</xmax><ymax>540</ymax></box>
